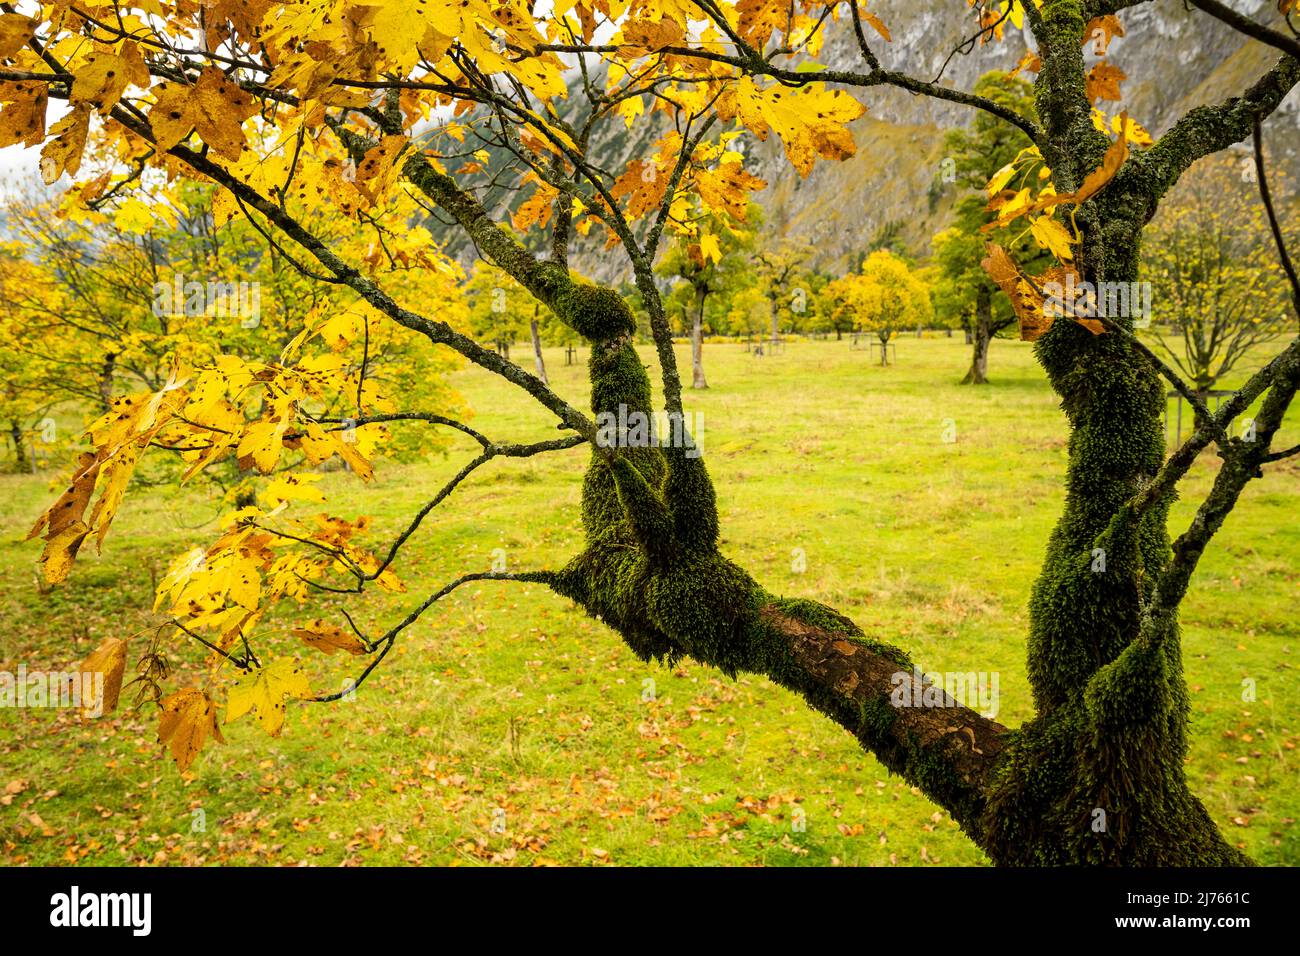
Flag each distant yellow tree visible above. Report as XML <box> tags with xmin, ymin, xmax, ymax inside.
<box><xmin>824</xmin><ymin>250</ymin><xmax>932</xmax><ymax>365</ymax></box>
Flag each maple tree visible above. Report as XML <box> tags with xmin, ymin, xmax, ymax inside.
<box><xmin>752</xmin><ymin>237</ymin><xmax>816</xmax><ymax>345</ymax></box>
<box><xmin>1142</xmin><ymin>151</ymin><xmax>1296</xmax><ymax>395</ymax></box>
<box><xmin>465</xmin><ymin>261</ymin><xmax>576</xmax><ymax>383</ymax></box>
<box><xmin>659</xmin><ymin>210</ymin><xmax>755</xmax><ymax>386</ymax></box>
<box><xmin>824</xmin><ymin>249</ymin><xmax>932</xmax><ymax>365</ymax></box>
<box><xmin>932</xmin><ymin>70</ymin><xmax>1051</xmax><ymax>384</ymax></box>
<box><xmin>0</xmin><ymin>174</ymin><xmax>466</xmax><ymax>469</ymax></box>
<box><xmin>0</xmin><ymin>249</ymin><xmax>57</xmax><ymax>471</ymax></box>
<box><xmin>5</xmin><ymin>0</ymin><xmax>1300</xmax><ymax>866</ymax></box>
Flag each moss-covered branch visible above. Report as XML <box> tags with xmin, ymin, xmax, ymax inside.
<box><xmin>1134</xmin><ymin>55</ymin><xmax>1300</xmax><ymax>205</ymax></box>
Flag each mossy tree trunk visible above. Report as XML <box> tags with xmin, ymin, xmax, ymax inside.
<box><xmin>985</xmin><ymin>216</ymin><xmax>1245</xmax><ymax>864</ymax></box>
<box><xmin>974</xmin><ymin>0</ymin><xmax>1300</xmax><ymax>864</ymax></box>
<box><xmin>545</xmin><ymin>282</ymin><xmax>1007</xmax><ymax>840</ymax></box>
<box><xmin>961</xmin><ymin>288</ymin><xmax>993</xmax><ymax>385</ymax></box>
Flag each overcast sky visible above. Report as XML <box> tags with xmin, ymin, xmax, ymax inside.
<box><xmin>1</xmin><ymin>143</ymin><xmax>38</xmax><ymax>181</ymax></box>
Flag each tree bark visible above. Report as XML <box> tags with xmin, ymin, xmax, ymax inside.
<box><xmin>961</xmin><ymin>288</ymin><xmax>992</xmax><ymax>384</ymax></box>
<box><xmin>691</xmin><ymin>289</ymin><xmax>709</xmax><ymax>389</ymax></box>
<box><xmin>530</xmin><ymin>317</ymin><xmax>548</xmax><ymax>385</ymax></box>
<box><xmin>98</xmin><ymin>352</ymin><xmax>117</xmax><ymax>408</ymax></box>
<box><xmin>9</xmin><ymin>420</ymin><xmax>28</xmax><ymax>472</ymax></box>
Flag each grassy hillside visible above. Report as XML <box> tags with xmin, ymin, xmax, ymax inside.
<box><xmin>1</xmin><ymin>336</ymin><xmax>1296</xmax><ymax>866</ymax></box>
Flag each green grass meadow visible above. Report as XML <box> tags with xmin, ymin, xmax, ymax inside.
<box><xmin>1</xmin><ymin>336</ymin><xmax>1296</xmax><ymax>866</ymax></box>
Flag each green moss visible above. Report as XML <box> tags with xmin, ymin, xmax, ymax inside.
<box><xmin>551</xmin><ymin>279</ymin><xmax>637</xmax><ymax>341</ymax></box>
<box><xmin>1028</xmin><ymin>314</ymin><xmax>1169</xmax><ymax>709</ymax></box>
<box><xmin>857</xmin><ymin>693</ymin><xmax>897</xmax><ymax>741</ymax></box>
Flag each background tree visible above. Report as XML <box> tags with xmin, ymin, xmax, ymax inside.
<box><xmin>807</xmin><ymin>270</ymin><xmax>858</xmax><ymax>341</ymax></box>
<box><xmin>933</xmin><ymin>71</ymin><xmax>1050</xmax><ymax>384</ymax></box>
<box><xmin>659</xmin><ymin>214</ymin><xmax>756</xmax><ymax>387</ymax></box>
<box><xmin>1</xmin><ymin>176</ymin><xmax>466</xmax><ymax>471</ymax></box>
<box><xmin>0</xmin><ymin>245</ymin><xmax>55</xmax><ymax>470</ymax></box>
<box><xmin>466</xmin><ymin>262</ymin><xmax>531</xmax><ymax>365</ymax></box>
<box><xmin>753</xmin><ymin>236</ymin><xmax>814</xmax><ymax>346</ymax></box>
<box><xmin>1143</xmin><ymin>151</ymin><xmax>1295</xmax><ymax>395</ymax></box>
<box><xmin>825</xmin><ymin>250</ymin><xmax>932</xmax><ymax>365</ymax></box>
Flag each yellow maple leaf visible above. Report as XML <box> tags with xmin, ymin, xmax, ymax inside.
<box><xmin>293</xmin><ymin>620</ymin><xmax>368</xmax><ymax>656</ymax></box>
<box><xmin>112</xmin><ymin>197</ymin><xmax>157</xmax><ymax>235</ymax></box>
<box><xmin>986</xmin><ymin>161</ymin><xmax>1017</xmax><ymax>197</ymax></box>
<box><xmin>695</xmin><ymin>161</ymin><xmax>766</xmax><ymax>220</ymax></box>
<box><xmin>70</xmin><ymin>42</ymin><xmax>148</xmax><ymax>114</ymax></box>
<box><xmin>158</xmin><ymin>688</ymin><xmax>224</xmax><ymax>772</ymax></box>
<box><xmin>1085</xmin><ymin>63</ymin><xmax>1126</xmax><ymax>105</ymax></box>
<box><xmin>237</xmin><ymin>417</ymin><xmax>291</xmax><ymax>474</ymax></box>
<box><xmin>616</xmin><ymin>94</ymin><xmax>644</xmax><ymax>128</ymax></box>
<box><xmin>355</xmin><ymin>0</ymin><xmax>462</xmax><ymax>74</ymax></box>
<box><xmin>352</xmin><ymin>134</ymin><xmax>407</xmax><ymax>207</ymax></box>
<box><xmin>1029</xmin><ymin>215</ymin><xmax>1075</xmax><ymax>260</ymax></box>
<box><xmin>262</xmin><ymin>473</ymin><xmax>326</xmax><ymax>507</ymax></box>
<box><xmin>293</xmin><ymin>420</ymin><xmax>374</xmax><ymax>481</ymax></box>
<box><xmin>1109</xmin><ymin>112</ymin><xmax>1152</xmax><ymax>147</ymax></box>
<box><xmin>721</xmin><ymin>79</ymin><xmax>865</xmax><ymax>177</ymax></box>
<box><xmin>698</xmin><ymin>232</ymin><xmax>722</xmax><ymax>265</ymax></box>
<box><xmin>225</xmin><ymin>658</ymin><xmax>313</xmax><ymax>737</ymax></box>
<box><xmin>39</xmin><ymin>104</ymin><xmax>91</xmax><ymax>184</ymax></box>
<box><xmin>0</xmin><ymin>79</ymin><xmax>47</xmax><ymax>148</ymax></box>
<box><xmin>1072</xmin><ymin>122</ymin><xmax>1130</xmax><ymax>206</ymax></box>
<box><xmin>148</xmin><ymin>69</ymin><xmax>256</xmax><ymax>160</ymax></box>
<box><xmin>27</xmin><ymin>451</ymin><xmax>99</xmax><ymax>544</ymax></box>
<box><xmin>72</xmin><ymin>637</ymin><xmax>128</xmax><ymax>718</ymax></box>
<box><xmin>0</xmin><ymin>12</ymin><xmax>35</xmax><ymax>58</ymax></box>
<box><xmin>37</xmin><ymin>519</ymin><xmax>90</xmax><ymax>585</ymax></box>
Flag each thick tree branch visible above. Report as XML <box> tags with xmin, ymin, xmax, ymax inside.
<box><xmin>762</xmin><ymin>604</ymin><xmax>1009</xmax><ymax>831</ymax></box>
<box><xmin>1187</xmin><ymin>0</ymin><xmax>1300</xmax><ymax>61</ymax></box>
<box><xmin>1135</xmin><ymin>55</ymin><xmax>1300</xmax><ymax>203</ymax></box>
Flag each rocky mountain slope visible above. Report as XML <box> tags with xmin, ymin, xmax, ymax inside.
<box><xmin>456</xmin><ymin>1</ymin><xmax>1300</xmax><ymax>282</ymax></box>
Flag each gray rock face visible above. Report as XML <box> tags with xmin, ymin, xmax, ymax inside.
<box><xmin>451</xmin><ymin>3</ymin><xmax>1299</xmax><ymax>283</ymax></box>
